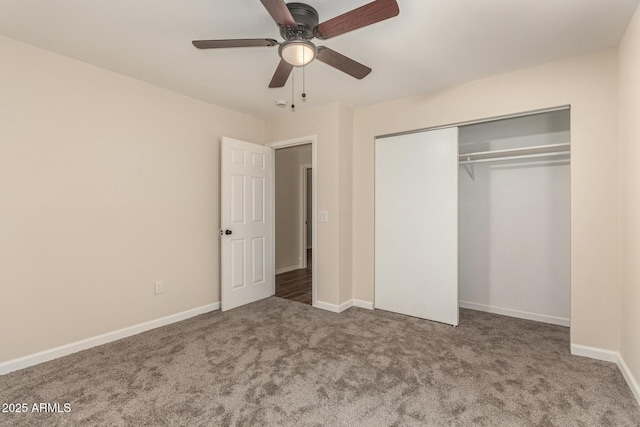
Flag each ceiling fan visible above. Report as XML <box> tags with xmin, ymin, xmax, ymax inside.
<box><xmin>192</xmin><ymin>0</ymin><xmax>400</xmax><ymax>88</ymax></box>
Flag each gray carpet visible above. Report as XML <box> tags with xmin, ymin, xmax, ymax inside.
<box><xmin>1</xmin><ymin>297</ymin><xmax>638</xmax><ymax>426</ymax></box>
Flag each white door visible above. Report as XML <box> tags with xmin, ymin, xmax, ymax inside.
<box><xmin>221</xmin><ymin>137</ymin><xmax>273</xmax><ymax>311</ymax></box>
<box><xmin>375</xmin><ymin>127</ymin><xmax>459</xmax><ymax>326</ymax></box>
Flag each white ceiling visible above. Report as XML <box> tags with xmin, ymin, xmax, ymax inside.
<box><xmin>1</xmin><ymin>0</ymin><xmax>638</xmax><ymax>119</ymax></box>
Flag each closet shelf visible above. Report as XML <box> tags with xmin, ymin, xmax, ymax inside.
<box><xmin>459</xmin><ymin>143</ymin><xmax>570</xmax><ymax>181</ymax></box>
<box><xmin>459</xmin><ymin>143</ymin><xmax>570</xmax><ymax>164</ymax></box>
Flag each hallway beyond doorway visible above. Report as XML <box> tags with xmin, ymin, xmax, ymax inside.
<box><xmin>275</xmin><ymin>249</ymin><xmax>312</xmax><ymax>305</ymax></box>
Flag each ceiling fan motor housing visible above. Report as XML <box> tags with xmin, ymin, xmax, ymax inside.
<box><xmin>279</xmin><ymin>2</ymin><xmax>319</xmax><ymax>40</ymax></box>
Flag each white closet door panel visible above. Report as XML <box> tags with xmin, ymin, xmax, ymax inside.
<box><xmin>375</xmin><ymin>127</ymin><xmax>459</xmax><ymax>326</ymax></box>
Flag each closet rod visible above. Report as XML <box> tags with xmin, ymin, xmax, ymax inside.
<box><xmin>459</xmin><ymin>151</ymin><xmax>570</xmax><ymax>165</ymax></box>
<box><xmin>458</xmin><ymin>143</ymin><xmax>570</xmax><ymax>163</ymax></box>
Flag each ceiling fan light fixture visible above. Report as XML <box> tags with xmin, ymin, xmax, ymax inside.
<box><xmin>279</xmin><ymin>39</ymin><xmax>317</xmax><ymax>67</ymax></box>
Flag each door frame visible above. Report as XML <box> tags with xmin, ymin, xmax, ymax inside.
<box><xmin>300</xmin><ymin>164</ymin><xmax>312</xmax><ymax>269</ymax></box>
<box><xmin>266</xmin><ymin>135</ymin><xmax>317</xmax><ymax>306</ymax></box>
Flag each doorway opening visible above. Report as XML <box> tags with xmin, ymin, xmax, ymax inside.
<box><xmin>268</xmin><ymin>136</ymin><xmax>317</xmax><ymax>306</ymax></box>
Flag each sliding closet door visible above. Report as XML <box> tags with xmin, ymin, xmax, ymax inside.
<box><xmin>375</xmin><ymin>127</ymin><xmax>459</xmax><ymax>326</ymax></box>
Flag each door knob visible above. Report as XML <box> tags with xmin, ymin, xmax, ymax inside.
<box><xmin>225</xmin><ymin>229</ymin><xmax>232</xmax><ymax>235</ymax></box>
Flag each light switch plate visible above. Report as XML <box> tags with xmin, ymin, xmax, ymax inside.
<box><xmin>155</xmin><ymin>280</ymin><xmax>164</xmax><ymax>295</ymax></box>
<box><xmin>318</xmin><ymin>211</ymin><xmax>328</xmax><ymax>222</ymax></box>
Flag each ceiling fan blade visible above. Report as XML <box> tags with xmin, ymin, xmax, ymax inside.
<box><xmin>192</xmin><ymin>39</ymin><xmax>278</xmax><ymax>49</ymax></box>
<box><xmin>269</xmin><ymin>59</ymin><xmax>294</xmax><ymax>88</ymax></box>
<box><xmin>316</xmin><ymin>46</ymin><xmax>372</xmax><ymax>79</ymax></box>
<box><xmin>313</xmin><ymin>0</ymin><xmax>399</xmax><ymax>40</ymax></box>
<box><xmin>260</xmin><ymin>0</ymin><xmax>296</xmax><ymax>27</ymax></box>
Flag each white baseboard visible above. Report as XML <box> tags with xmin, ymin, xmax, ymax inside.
<box><xmin>617</xmin><ymin>352</ymin><xmax>640</xmax><ymax>405</ymax></box>
<box><xmin>571</xmin><ymin>344</ymin><xmax>618</xmax><ymax>362</ymax></box>
<box><xmin>313</xmin><ymin>299</ymin><xmax>353</xmax><ymax>313</ymax></box>
<box><xmin>353</xmin><ymin>299</ymin><xmax>374</xmax><ymax>310</ymax></box>
<box><xmin>313</xmin><ymin>300</ymin><xmax>341</xmax><ymax>313</ymax></box>
<box><xmin>571</xmin><ymin>344</ymin><xmax>640</xmax><ymax>406</ymax></box>
<box><xmin>275</xmin><ymin>265</ymin><xmax>300</xmax><ymax>275</ymax></box>
<box><xmin>460</xmin><ymin>301</ymin><xmax>570</xmax><ymax>327</ymax></box>
<box><xmin>314</xmin><ymin>299</ymin><xmax>374</xmax><ymax>313</ymax></box>
<box><xmin>338</xmin><ymin>300</ymin><xmax>354</xmax><ymax>312</ymax></box>
<box><xmin>0</xmin><ymin>302</ymin><xmax>220</xmax><ymax>376</ymax></box>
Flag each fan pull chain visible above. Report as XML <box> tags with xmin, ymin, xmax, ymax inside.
<box><xmin>291</xmin><ymin>70</ymin><xmax>295</xmax><ymax>112</ymax></box>
<box><xmin>302</xmin><ymin>50</ymin><xmax>307</xmax><ymax>102</ymax></box>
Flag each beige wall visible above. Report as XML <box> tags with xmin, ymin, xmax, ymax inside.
<box><xmin>352</xmin><ymin>49</ymin><xmax>620</xmax><ymax>350</ymax></box>
<box><xmin>266</xmin><ymin>103</ymin><xmax>353</xmax><ymax>306</ymax></box>
<box><xmin>338</xmin><ymin>105</ymin><xmax>354</xmax><ymax>304</ymax></box>
<box><xmin>0</xmin><ymin>36</ymin><xmax>264</xmax><ymax>363</ymax></box>
<box><xmin>274</xmin><ymin>145</ymin><xmax>311</xmax><ymax>271</ymax></box>
<box><xmin>618</xmin><ymin>6</ymin><xmax>640</xmax><ymax>388</ymax></box>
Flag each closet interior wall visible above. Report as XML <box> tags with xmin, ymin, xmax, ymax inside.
<box><xmin>458</xmin><ymin>110</ymin><xmax>571</xmax><ymax>326</ymax></box>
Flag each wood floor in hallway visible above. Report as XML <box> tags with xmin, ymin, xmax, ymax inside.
<box><xmin>275</xmin><ymin>249</ymin><xmax>312</xmax><ymax>305</ymax></box>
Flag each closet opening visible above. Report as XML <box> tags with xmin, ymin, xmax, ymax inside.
<box><xmin>374</xmin><ymin>107</ymin><xmax>571</xmax><ymax>329</ymax></box>
<box><xmin>458</xmin><ymin>108</ymin><xmax>571</xmax><ymax>327</ymax></box>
